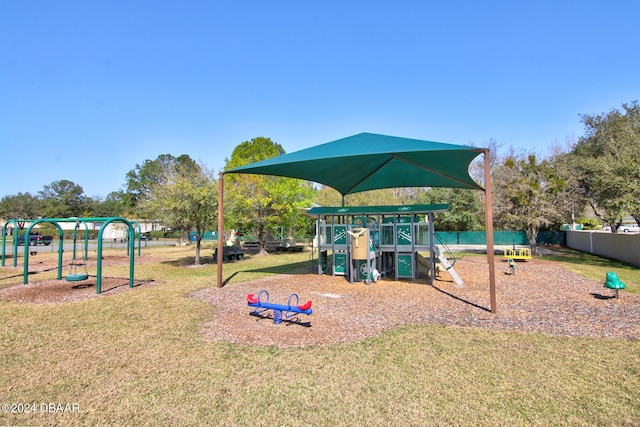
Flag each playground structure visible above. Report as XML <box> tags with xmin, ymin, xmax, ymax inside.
<box><xmin>308</xmin><ymin>204</ymin><xmax>463</xmax><ymax>286</ymax></box>
<box><xmin>247</xmin><ymin>290</ymin><xmax>313</xmax><ymax>325</ymax></box>
<box><xmin>1</xmin><ymin>217</ymin><xmax>143</xmax><ymax>294</ymax></box>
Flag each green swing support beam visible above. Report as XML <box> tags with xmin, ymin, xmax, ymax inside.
<box><xmin>2</xmin><ymin>219</ymin><xmax>29</xmax><ymax>268</ymax></box>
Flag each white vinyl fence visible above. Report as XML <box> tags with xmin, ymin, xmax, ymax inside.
<box><xmin>567</xmin><ymin>230</ymin><xmax>640</xmax><ymax>267</ymax></box>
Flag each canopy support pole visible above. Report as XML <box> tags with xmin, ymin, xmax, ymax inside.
<box><xmin>484</xmin><ymin>149</ymin><xmax>497</xmax><ymax>313</ymax></box>
<box><xmin>217</xmin><ymin>172</ymin><xmax>225</xmax><ymax>288</ymax></box>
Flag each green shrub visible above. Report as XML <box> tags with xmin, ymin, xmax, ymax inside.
<box><xmin>578</xmin><ymin>217</ymin><xmax>601</xmax><ymax>230</ymax></box>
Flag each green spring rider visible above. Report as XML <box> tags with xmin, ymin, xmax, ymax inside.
<box><xmin>604</xmin><ymin>271</ymin><xmax>626</xmax><ymax>299</ymax></box>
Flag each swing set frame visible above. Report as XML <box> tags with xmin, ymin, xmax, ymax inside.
<box><xmin>1</xmin><ymin>217</ymin><xmax>140</xmax><ymax>294</ymax></box>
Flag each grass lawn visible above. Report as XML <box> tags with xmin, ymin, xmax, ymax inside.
<box><xmin>0</xmin><ymin>245</ymin><xmax>638</xmax><ymax>426</ymax></box>
<box><xmin>539</xmin><ymin>247</ymin><xmax>640</xmax><ymax>295</ymax></box>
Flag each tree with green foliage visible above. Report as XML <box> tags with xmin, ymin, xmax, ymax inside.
<box><xmin>548</xmin><ymin>142</ymin><xmax>589</xmax><ymax>228</ymax></box>
<box><xmin>38</xmin><ymin>180</ymin><xmax>87</xmax><ymax>218</ymax></box>
<box><xmin>568</xmin><ymin>101</ymin><xmax>640</xmax><ymax>229</ymax></box>
<box><xmin>89</xmin><ymin>191</ymin><xmax>132</xmax><ymax>218</ymax></box>
<box><xmin>314</xmin><ymin>185</ymin><xmax>426</xmax><ymax>207</ymax></box>
<box><xmin>418</xmin><ymin>187</ymin><xmax>484</xmax><ymax>231</ymax></box>
<box><xmin>143</xmin><ymin>161</ymin><xmax>217</xmax><ymax>265</ymax></box>
<box><xmin>492</xmin><ymin>151</ymin><xmax>570</xmax><ymax>253</ymax></box>
<box><xmin>312</xmin><ymin>184</ymin><xmax>484</xmax><ymax>231</ymax></box>
<box><xmin>313</xmin><ymin>185</ymin><xmax>343</xmax><ymax>207</ymax></box>
<box><xmin>0</xmin><ymin>192</ymin><xmax>42</xmax><ymax>229</ymax></box>
<box><xmin>224</xmin><ymin>137</ymin><xmax>315</xmax><ymax>254</ymax></box>
<box><xmin>125</xmin><ymin>154</ymin><xmax>199</xmax><ymax>217</ymax></box>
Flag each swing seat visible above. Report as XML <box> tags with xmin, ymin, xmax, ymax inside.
<box><xmin>66</xmin><ymin>273</ymin><xmax>89</xmax><ymax>282</ymax></box>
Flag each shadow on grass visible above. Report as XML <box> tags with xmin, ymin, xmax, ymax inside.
<box><xmin>240</xmin><ymin>260</ymin><xmax>313</xmax><ymax>275</ymax></box>
<box><xmin>0</xmin><ymin>272</ymin><xmax>28</xmax><ymax>281</ymax></box>
<box><xmin>162</xmin><ymin>254</ymin><xmax>260</xmax><ymax>267</ymax></box>
<box><xmin>540</xmin><ymin>247</ymin><xmax>640</xmax><ymax>270</ymax></box>
<box><xmin>95</xmin><ymin>277</ymin><xmax>156</xmax><ymax>293</ymax></box>
<box><xmin>162</xmin><ymin>256</ymin><xmax>214</xmax><ymax>267</ymax></box>
<box><xmin>0</xmin><ymin>264</ymin><xmax>70</xmax><ymax>281</ymax></box>
<box><xmin>221</xmin><ymin>271</ymin><xmax>239</xmax><ymax>286</ymax></box>
<box><xmin>62</xmin><ymin>275</ymin><xmax>155</xmax><ymax>293</ymax></box>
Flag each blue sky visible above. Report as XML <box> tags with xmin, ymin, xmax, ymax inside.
<box><xmin>1</xmin><ymin>0</ymin><xmax>639</xmax><ymax>199</ymax></box>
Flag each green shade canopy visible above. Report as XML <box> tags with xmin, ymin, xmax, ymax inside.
<box><xmin>227</xmin><ymin>133</ymin><xmax>485</xmax><ymax>195</ymax></box>
<box><xmin>218</xmin><ymin>132</ymin><xmax>497</xmax><ymax>314</ymax></box>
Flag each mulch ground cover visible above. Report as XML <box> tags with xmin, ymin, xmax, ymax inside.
<box><xmin>2</xmin><ymin>253</ymin><xmax>638</xmax><ymax>348</ymax></box>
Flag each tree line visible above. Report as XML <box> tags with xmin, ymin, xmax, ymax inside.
<box><xmin>1</xmin><ymin>101</ymin><xmax>638</xmax><ymax>260</ymax></box>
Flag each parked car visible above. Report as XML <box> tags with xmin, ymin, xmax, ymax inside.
<box><xmin>17</xmin><ymin>233</ymin><xmax>53</xmax><ymax>246</ymax></box>
<box><xmin>619</xmin><ymin>223</ymin><xmax>640</xmax><ymax>233</ymax></box>
<box><xmin>126</xmin><ymin>233</ymin><xmax>151</xmax><ymax>241</ymax></box>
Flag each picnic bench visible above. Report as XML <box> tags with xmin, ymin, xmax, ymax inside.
<box><xmin>242</xmin><ymin>240</ymin><xmax>304</xmax><ymax>253</ymax></box>
<box><xmin>213</xmin><ymin>246</ymin><xmax>245</xmax><ymax>262</ymax></box>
